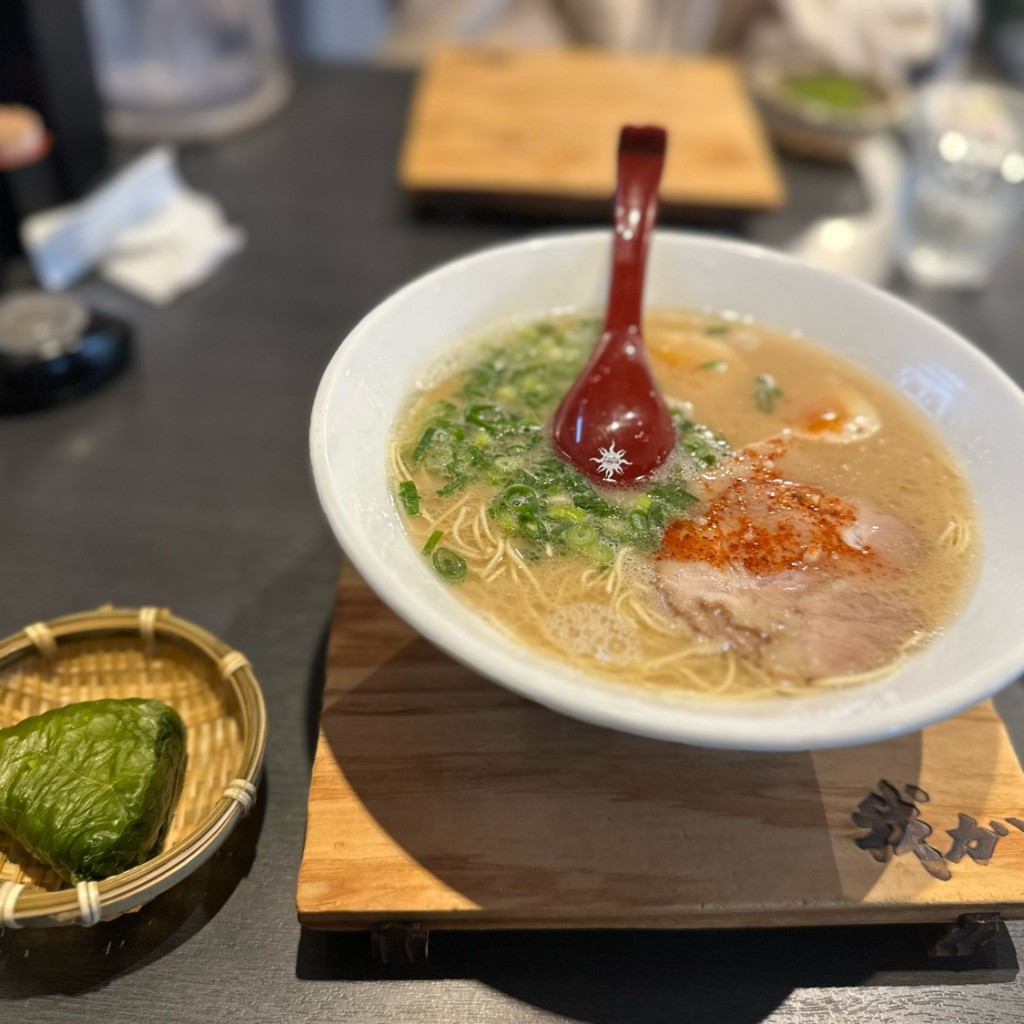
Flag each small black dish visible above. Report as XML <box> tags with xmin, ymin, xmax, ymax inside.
<box><xmin>0</xmin><ymin>290</ymin><xmax>131</xmax><ymax>414</ymax></box>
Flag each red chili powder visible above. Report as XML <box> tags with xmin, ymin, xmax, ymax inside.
<box><xmin>658</xmin><ymin>439</ymin><xmax>875</xmax><ymax>575</ymax></box>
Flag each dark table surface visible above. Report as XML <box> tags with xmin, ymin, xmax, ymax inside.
<box><xmin>3</xmin><ymin>62</ymin><xmax>1024</xmax><ymax>1023</ymax></box>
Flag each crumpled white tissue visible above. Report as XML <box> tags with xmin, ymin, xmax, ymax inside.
<box><xmin>99</xmin><ymin>188</ymin><xmax>245</xmax><ymax>306</ymax></box>
<box><xmin>21</xmin><ymin>147</ymin><xmax>245</xmax><ymax>305</ymax></box>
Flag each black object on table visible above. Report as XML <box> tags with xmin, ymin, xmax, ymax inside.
<box><xmin>0</xmin><ymin>0</ymin><xmax>107</xmax><ymax>198</ymax></box>
<box><xmin>1</xmin><ymin>63</ymin><xmax>1023</xmax><ymax>1024</ymax></box>
<box><xmin>0</xmin><ymin>291</ymin><xmax>131</xmax><ymax>414</ymax></box>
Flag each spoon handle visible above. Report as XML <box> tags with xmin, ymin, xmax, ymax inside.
<box><xmin>550</xmin><ymin>124</ymin><xmax>675</xmax><ymax>486</ymax></box>
<box><xmin>604</xmin><ymin>126</ymin><xmax>666</xmax><ymax>334</ymax></box>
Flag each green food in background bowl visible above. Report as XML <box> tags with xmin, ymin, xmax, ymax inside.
<box><xmin>749</xmin><ymin>60</ymin><xmax>908</xmax><ymax>162</ymax></box>
<box><xmin>779</xmin><ymin>72</ymin><xmax>885</xmax><ymax>115</ymax></box>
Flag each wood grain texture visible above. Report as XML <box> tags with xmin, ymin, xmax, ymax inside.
<box><xmin>399</xmin><ymin>46</ymin><xmax>785</xmax><ymax>211</ymax></box>
<box><xmin>298</xmin><ymin>564</ymin><xmax>1024</xmax><ymax>931</ymax></box>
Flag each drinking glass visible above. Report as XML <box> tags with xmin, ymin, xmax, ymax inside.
<box><xmin>896</xmin><ymin>81</ymin><xmax>1024</xmax><ymax>289</ymax></box>
<box><xmin>85</xmin><ymin>0</ymin><xmax>291</xmax><ymax>140</ymax></box>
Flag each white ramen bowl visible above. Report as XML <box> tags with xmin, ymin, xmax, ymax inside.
<box><xmin>311</xmin><ymin>231</ymin><xmax>1024</xmax><ymax>751</ymax></box>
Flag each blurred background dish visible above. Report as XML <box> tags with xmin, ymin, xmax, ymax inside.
<box><xmin>748</xmin><ymin>56</ymin><xmax>910</xmax><ymax>162</ymax></box>
<box><xmin>83</xmin><ymin>0</ymin><xmax>292</xmax><ymax>140</ymax></box>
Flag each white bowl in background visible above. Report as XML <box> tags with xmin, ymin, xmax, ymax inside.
<box><xmin>311</xmin><ymin>231</ymin><xmax>1024</xmax><ymax>750</ymax></box>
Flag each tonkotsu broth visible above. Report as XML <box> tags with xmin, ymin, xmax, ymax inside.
<box><xmin>389</xmin><ymin>309</ymin><xmax>979</xmax><ymax>699</ymax></box>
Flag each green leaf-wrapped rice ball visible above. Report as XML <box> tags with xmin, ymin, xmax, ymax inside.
<box><xmin>0</xmin><ymin>698</ymin><xmax>187</xmax><ymax>883</ymax></box>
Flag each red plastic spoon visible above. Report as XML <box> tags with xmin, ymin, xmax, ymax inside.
<box><xmin>552</xmin><ymin>125</ymin><xmax>676</xmax><ymax>488</ymax></box>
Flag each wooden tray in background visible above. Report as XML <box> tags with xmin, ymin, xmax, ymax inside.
<box><xmin>297</xmin><ymin>564</ymin><xmax>1024</xmax><ymax>935</ymax></box>
<box><xmin>399</xmin><ymin>47</ymin><xmax>786</xmax><ymax>216</ymax></box>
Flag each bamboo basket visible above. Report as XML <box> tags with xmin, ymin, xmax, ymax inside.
<box><xmin>0</xmin><ymin>606</ymin><xmax>266</xmax><ymax>928</ymax></box>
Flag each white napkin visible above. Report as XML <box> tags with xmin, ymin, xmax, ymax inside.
<box><xmin>98</xmin><ymin>188</ymin><xmax>245</xmax><ymax>306</ymax></box>
<box><xmin>21</xmin><ymin>147</ymin><xmax>245</xmax><ymax>305</ymax></box>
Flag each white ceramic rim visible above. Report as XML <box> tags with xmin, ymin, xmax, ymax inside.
<box><xmin>311</xmin><ymin>230</ymin><xmax>1024</xmax><ymax>751</ymax></box>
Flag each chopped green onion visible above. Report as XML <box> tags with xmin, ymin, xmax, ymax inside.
<box><xmin>548</xmin><ymin>506</ymin><xmax>587</xmax><ymax>522</ymax></box>
<box><xmin>494</xmin><ymin>510</ymin><xmax>518</xmax><ymax>534</ymax></box>
<box><xmin>412</xmin><ymin>426</ymin><xmax>437</xmax><ymax>463</ymax></box>
<box><xmin>647</xmin><ymin>480</ymin><xmax>698</xmax><ymax>510</ymax></box>
<box><xmin>398</xmin><ymin>480</ymin><xmax>420</xmax><ymax>516</ymax></box>
<box><xmin>432</xmin><ymin>547</ymin><xmax>467</xmax><ymax>582</ymax></box>
<box><xmin>755</xmin><ymin>374</ymin><xmax>783</xmax><ymax>414</ymax></box>
<box><xmin>466</xmin><ymin>403</ymin><xmax>505</xmax><ymax>431</ymax></box>
<box><xmin>400</xmin><ymin>317</ymin><xmax>731</xmax><ymax>569</ymax></box>
<box><xmin>627</xmin><ymin>510</ymin><xmax>649</xmax><ymax>534</ymax></box>
<box><xmin>501</xmin><ymin>484</ymin><xmax>539</xmax><ymax>513</ymax></box>
<box><xmin>563</xmin><ymin>523</ymin><xmax>597</xmax><ymax>548</ymax></box>
<box><xmin>436</xmin><ymin>477</ymin><xmax>467</xmax><ymax>497</ymax></box>
<box><xmin>698</xmin><ymin>359</ymin><xmax>728</xmax><ymax>371</ymax></box>
<box><xmin>516</xmin><ymin>510</ymin><xmax>547</xmax><ymax>540</ymax></box>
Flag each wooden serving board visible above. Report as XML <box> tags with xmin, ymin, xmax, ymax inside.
<box><xmin>297</xmin><ymin>563</ymin><xmax>1024</xmax><ymax>931</ymax></box>
<box><xmin>399</xmin><ymin>46</ymin><xmax>785</xmax><ymax>214</ymax></box>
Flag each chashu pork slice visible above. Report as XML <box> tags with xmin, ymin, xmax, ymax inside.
<box><xmin>657</xmin><ymin>559</ymin><xmax>918</xmax><ymax>681</ymax></box>
<box><xmin>656</xmin><ymin>439</ymin><xmax>923</xmax><ymax>682</ymax></box>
